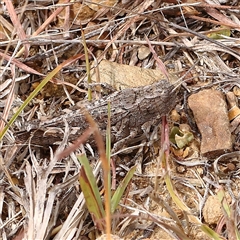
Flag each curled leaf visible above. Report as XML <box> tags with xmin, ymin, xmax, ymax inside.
<box><xmin>170</xmin><ymin>126</ymin><xmax>194</xmax><ymax>149</ymax></box>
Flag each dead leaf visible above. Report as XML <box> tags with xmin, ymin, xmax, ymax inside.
<box><xmin>57</xmin><ymin>1</ymin><xmax>96</xmax><ymax>26</ymax></box>
<box><xmin>170</xmin><ymin>126</ymin><xmax>194</xmax><ymax>149</ymax></box>
<box><xmin>89</xmin><ymin>60</ymin><xmax>178</xmax><ymax>89</ymax></box>
<box><xmin>233</xmin><ymin>86</ymin><xmax>240</xmax><ymax>97</ymax></box>
<box><xmin>85</xmin><ymin>0</ymin><xmax>117</xmax><ymax>11</ymax></box>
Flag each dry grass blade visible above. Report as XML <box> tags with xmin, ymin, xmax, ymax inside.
<box><xmin>15</xmin><ymin>0</ymin><xmax>71</xmax><ymax>57</ymax></box>
<box><xmin>0</xmin><ymin>52</ymin><xmax>85</xmax><ymax>141</ymax></box>
<box><xmin>2</xmin><ymin>0</ymin><xmax>240</xmax><ymax>239</ymax></box>
<box><xmin>0</xmin><ymin>51</ymin><xmax>44</xmax><ymax>76</ymax></box>
<box><xmin>216</xmin><ymin>187</ymin><xmax>240</xmax><ymax>240</ymax></box>
<box><xmin>145</xmin><ymin>35</ymin><xmax>169</xmax><ymax>79</ymax></box>
<box><xmin>98</xmin><ymin>0</ymin><xmax>155</xmax><ymax>60</ymax></box>
<box><xmin>0</xmin><ymin>65</ymin><xmax>16</xmax><ymax>132</ymax></box>
<box><xmin>3</xmin><ymin>0</ymin><xmax>29</xmax><ymax>57</ymax></box>
<box><xmin>203</xmin><ymin>3</ymin><xmax>240</xmax><ymax>30</ymax></box>
<box><xmin>21</xmin><ymin>121</ymin><xmax>79</xmax><ymax>239</ymax></box>
<box><xmin>81</xmin><ymin>25</ymin><xmax>92</xmax><ymax>101</ymax></box>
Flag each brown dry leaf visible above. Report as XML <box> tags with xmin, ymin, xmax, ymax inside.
<box><xmin>31</xmin><ymin>73</ymin><xmax>80</xmax><ymax>98</ymax></box>
<box><xmin>57</xmin><ymin>1</ymin><xmax>96</xmax><ymax>26</ymax></box>
<box><xmin>233</xmin><ymin>86</ymin><xmax>240</xmax><ymax>97</ymax></box>
<box><xmin>226</xmin><ymin>91</ymin><xmax>240</xmax><ymax>121</ymax></box>
<box><xmin>96</xmin><ymin>234</ymin><xmax>123</xmax><ymax>240</ymax></box>
<box><xmin>203</xmin><ymin>3</ymin><xmax>240</xmax><ymax>30</ymax></box>
<box><xmin>84</xmin><ymin>21</ymin><xmax>110</xmax><ymax>45</ymax></box>
<box><xmin>89</xmin><ymin>60</ymin><xmax>178</xmax><ymax>89</ymax></box>
<box><xmin>171</xmin><ymin>109</ymin><xmax>181</xmax><ymax>122</ymax></box>
<box><xmin>85</xmin><ymin>0</ymin><xmax>117</xmax><ymax>11</ymax></box>
<box><xmin>171</xmin><ymin>147</ymin><xmax>185</xmax><ymax>158</ymax></box>
<box><xmin>182</xmin><ymin>6</ymin><xmax>200</xmax><ymax>15</ymax></box>
<box><xmin>228</xmin><ymin>106</ymin><xmax>240</xmax><ymax>122</ymax></box>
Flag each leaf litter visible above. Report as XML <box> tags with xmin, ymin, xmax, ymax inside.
<box><xmin>1</xmin><ymin>0</ymin><xmax>240</xmax><ymax>239</ymax></box>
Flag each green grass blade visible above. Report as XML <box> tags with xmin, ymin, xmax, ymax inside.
<box><xmin>201</xmin><ymin>224</ymin><xmax>224</xmax><ymax>240</ymax></box>
<box><xmin>111</xmin><ymin>165</ymin><xmax>136</xmax><ymax>213</ymax></box>
<box><xmin>81</xmin><ymin>26</ymin><xmax>92</xmax><ymax>101</ymax></box>
<box><xmin>165</xmin><ymin>172</ymin><xmax>200</xmax><ymax>224</ymax></box>
<box><xmin>78</xmin><ymin>154</ymin><xmax>105</xmax><ymax>218</ymax></box>
<box><xmin>106</xmin><ymin>101</ymin><xmax>111</xmax><ymax>196</ymax></box>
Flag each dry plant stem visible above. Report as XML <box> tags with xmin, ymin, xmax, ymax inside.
<box><xmin>3</xmin><ymin>0</ymin><xmax>30</xmax><ymax>57</ymax></box>
<box><xmin>0</xmin><ymin>51</ymin><xmax>44</xmax><ymax>76</ymax></box>
<box><xmin>98</xmin><ymin>0</ymin><xmax>154</xmax><ymax>61</ymax></box>
<box><xmin>164</xmin><ymin>27</ymin><xmax>232</xmax><ymax>41</ymax></box>
<box><xmin>189</xmin><ymin>15</ymin><xmax>240</xmax><ymax>30</ymax></box>
<box><xmin>56</xmin><ymin>127</ymin><xmax>94</xmax><ymax>160</ymax></box>
<box><xmin>0</xmin><ymin>39</ymin><xmax>181</xmax><ymax>47</ymax></box>
<box><xmin>24</xmin><ymin>121</ymin><xmax>78</xmax><ymax>239</ymax></box>
<box><xmin>145</xmin><ymin>36</ymin><xmax>169</xmax><ymax>79</ymax></box>
<box><xmin>154</xmin><ymin>116</ymin><xmax>169</xmax><ymax>192</ymax></box>
<box><xmin>63</xmin><ymin>3</ymin><xmax>70</xmax><ymax>37</ymax></box>
<box><xmin>204</xmin><ymin>4</ymin><xmax>240</xmax><ymax>30</ymax></box>
<box><xmin>81</xmin><ymin>25</ymin><xmax>92</xmax><ymax>101</ymax></box>
<box><xmin>196</xmin><ymin>3</ymin><xmax>240</xmax><ymax>10</ymax></box>
<box><xmin>169</xmin><ymin>22</ymin><xmax>240</xmax><ymax>58</ymax></box>
<box><xmin>0</xmin><ymin>14</ymin><xmax>14</xmax><ymax>33</ymax></box>
<box><xmin>50</xmin><ymin>78</ymin><xmax>87</xmax><ymax>93</ymax></box>
<box><xmin>0</xmin><ymin>65</ymin><xmax>16</xmax><ymax>132</ymax></box>
<box><xmin>16</xmin><ymin>0</ymin><xmax>71</xmax><ymax>57</ymax></box>
<box><xmin>0</xmin><ymin>52</ymin><xmax>85</xmax><ymax>142</ymax></box>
